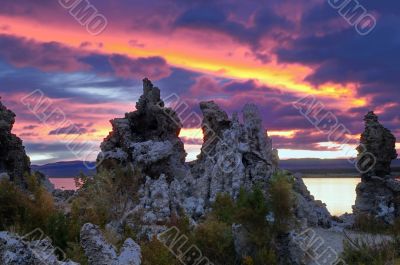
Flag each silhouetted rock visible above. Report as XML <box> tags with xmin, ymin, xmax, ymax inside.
<box><xmin>0</xmin><ymin>98</ymin><xmax>30</xmax><ymax>187</ymax></box>
<box><xmin>354</xmin><ymin>111</ymin><xmax>399</xmax><ymax>224</ymax></box>
<box><xmin>357</xmin><ymin>111</ymin><xmax>397</xmax><ymax>179</ymax></box>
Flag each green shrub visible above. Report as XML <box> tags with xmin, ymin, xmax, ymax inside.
<box><xmin>46</xmin><ymin>212</ymin><xmax>71</xmax><ymax>252</ymax></box>
<box><xmin>0</xmin><ymin>177</ymin><xmax>76</xmax><ymax>258</ymax></box>
<box><xmin>342</xmin><ymin>236</ymin><xmax>400</xmax><ymax>265</ymax></box>
<box><xmin>242</xmin><ymin>256</ymin><xmax>254</xmax><ymax>265</ymax></box>
<box><xmin>354</xmin><ymin>214</ymin><xmax>390</xmax><ymax>234</ymax></box>
<box><xmin>236</xmin><ymin>187</ymin><xmax>268</xmax><ymax>228</ymax></box>
<box><xmin>66</xmin><ymin>242</ymin><xmax>88</xmax><ymax>265</ymax></box>
<box><xmin>252</xmin><ymin>247</ymin><xmax>277</xmax><ymax>265</ymax></box>
<box><xmin>71</xmin><ymin>168</ymin><xmax>141</xmax><ymax>228</ymax></box>
<box><xmin>269</xmin><ymin>170</ymin><xmax>294</xmax><ymax>232</ymax></box>
<box><xmin>0</xmin><ymin>179</ymin><xmax>28</xmax><ymax>230</ymax></box>
<box><xmin>0</xmin><ymin>176</ymin><xmax>56</xmax><ymax>233</ymax></box>
<box><xmin>212</xmin><ymin>193</ymin><xmax>236</xmax><ymax>224</ymax></box>
<box><xmin>157</xmin><ymin>186</ymin><xmax>283</xmax><ymax>265</ymax></box>
<box><xmin>141</xmin><ymin>237</ymin><xmax>180</xmax><ymax>265</ymax></box>
<box><xmin>167</xmin><ymin>214</ymin><xmax>192</xmax><ymax>236</ymax></box>
<box><xmin>67</xmin><ymin>168</ymin><xmax>143</xmax><ymax>259</ymax></box>
<box><xmin>193</xmin><ymin>218</ymin><xmax>236</xmax><ymax>265</ymax></box>
<box><xmin>205</xmin><ymin>186</ymin><xmax>280</xmax><ymax>265</ymax></box>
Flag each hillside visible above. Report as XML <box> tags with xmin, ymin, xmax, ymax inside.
<box><xmin>32</xmin><ymin>159</ymin><xmax>400</xmax><ymax>178</ymax></box>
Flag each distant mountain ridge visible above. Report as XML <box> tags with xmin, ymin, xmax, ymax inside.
<box><xmin>32</xmin><ymin>161</ymin><xmax>96</xmax><ymax>178</ymax></box>
<box><xmin>280</xmin><ymin>158</ymin><xmax>400</xmax><ymax>175</ymax></box>
<box><xmin>33</xmin><ymin>159</ymin><xmax>400</xmax><ymax>178</ymax></box>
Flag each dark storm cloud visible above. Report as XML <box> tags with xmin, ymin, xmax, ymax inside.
<box><xmin>0</xmin><ymin>34</ymin><xmax>90</xmax><ymax>72</ymax></box>
<box><xmin>174</xmin><ymin>3</ymin><xmax>293</xmax><ymax>62</ymax></box>
<box><xmin>22</xmin><ymin>125</ymin><xmax>38</xmax><ymax>130</ymax></box>
<box><xmin>48</xmin><ymin>123</ymin><xmax>92</xmax><ymax>135</ymax></box>
<box><xmin>0</xmin><ymin>34</ymin><xmax>173</xmax><ymax>86</ymax></box>
<box><xmin>275</xmin><ymin>1</ymin><xmax>400</xmax><ymax>103</ymax></box>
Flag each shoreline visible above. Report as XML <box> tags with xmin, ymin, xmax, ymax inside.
<box><xmin>301</xmin><ymin>172</ymin><xmax>400</xmax><ymax>178</ymax></box>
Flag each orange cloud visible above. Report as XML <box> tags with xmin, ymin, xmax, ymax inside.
<box><xmin>1</xmin><ymin>15</ymin><xmax>367</xmax><ymax>110</ymax></box>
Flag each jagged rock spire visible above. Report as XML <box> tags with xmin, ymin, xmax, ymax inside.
<box><xmin>357</xmin><ymin>111</ymin><xmax>397</xmax><ymax>178</ymax></box>
<box><xmin>353</xmin><ymin>111</ymin><xmax>399</xmax><ymax>224</ymax></box>
<box><xmin>364</xmin><ymin>110</ymin><xmax>379</xmax><ymax>124</ymax></box>
<box><xmin>99</xmin><ymin>78</ymin><xmax>187</xmax><ymax>179</ymax></box>
<box><xmin>136</xmin><ymin>78</ymin><xmax>163</xmax><ymax>112</ymax></box>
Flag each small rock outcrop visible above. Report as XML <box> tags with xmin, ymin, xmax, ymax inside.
<box><xmin>80</xmin><ymin>223</ymin><xmax>141</xmax><ymax>265</ymax></box>
<box><xmin>0</xmin><ymin>99</ymin><xmax>31</xmax><ymax>187</ymax></box>
<box><xmin>353</xmin><ymin>111</ymin><xmax>399</xmax><ymax>224</ymax></box>
<box><xmin>0</xmin><ymin>231</ymin><xmax>78</xmax><ymax>265</ymax></box>
<box><xmin>292</xmin><ymin>174</ymin><xmax>332</xmax><ymax>227</ymax></box>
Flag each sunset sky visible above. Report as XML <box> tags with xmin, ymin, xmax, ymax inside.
<box><xmin>0</xmin><ymin>0</ymin><xmax>399</xmax><ymax>164</ymax></box>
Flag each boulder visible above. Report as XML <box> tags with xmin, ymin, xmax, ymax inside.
<box><xmin>80</xmin><ymin>223</ymin><xmax>141</xmax><ymax>265</ymax></box>
<box><xmin>80</xmin><ymin>223</ymin><xmax>118</xmax><ymax>265</ymax></box>
<box><xmin>118</xmin><ymin>239</ymin><xmax>141</xmax><ymax>265</ymax></box>
<box><xmin>0</xmin><ymin>231</ymin><xmax>78</xmax><ymax>265</ymax></box>
<box><xmin>292</xmin><ymin>174</ymin><xmax>332</xmax><ymax>228</ymax></box>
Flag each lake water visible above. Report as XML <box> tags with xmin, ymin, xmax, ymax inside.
<box><xmin>50</xmin><ymin>178</ymin><xmax>77</xmax><ymax>190</ymax></box>
<box><xmin>49</xmin><ymin>177</ymin><xmax>361</xmax><ymax>216</ymax></box>
<box><xmin>302</xmin><ymin>178</ymin><xmax>360</xmax><ymax>216</ymax></box>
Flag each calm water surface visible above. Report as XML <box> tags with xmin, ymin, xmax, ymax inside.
<box><xmin>302</xmin><ymin>178</ymin><xmax>360</xmax><ymax>216</ymax></box>
<box><xmin>50</xmin><ymin>178</ymin><xmax>77</xmax><ymax>190</ymax></box>
<box><xmin>50</xmin><ymin>177</ymin><xmax>361</xmax><ymax>216</ymax></box>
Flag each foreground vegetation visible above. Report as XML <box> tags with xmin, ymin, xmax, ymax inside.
<box><xmin>340</xmin><ymin>215</ymin><xmax>400</xmax><ymax>264</ymax></box>
<box><xmin>0</xmin><ymin>170</ymin><xmax>296</xmax><ymax>265</ymax></box>
<box><xmin>4</xmin><ymin>169</ymin><xmax>400</xmax><ymax>264</ymax></box>
<box><xmin>342</xmin><ymin>237</ymin><xmax>400</xmax><ymax>265</ymax></box>
<box><xmin>0</xmin><ymin>174</ymin><xmax>79</xmax><ymax>260</ymax></box>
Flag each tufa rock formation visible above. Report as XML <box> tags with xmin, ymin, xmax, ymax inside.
<box><xmin>190</xmin><ymin>102</ymin><xmax>275</xmax><ymax>203</ymax></box>
<box><xmin>98</xmin><ymin>78</ymin><xmax>187</xmax><ymax>181</ymax></box>
<box><xmin>98</xmin><ymin>79</ymin><xmax>192</xmax><ymax>231</ymax></box>
<box><xmin>292</xmin><ymin>173</ymin><xmax>332</xmax><ymax>227</ymax></box>
<box><xmin>80</xmin><ymin>223</ymin><xmax>141</xmax><ymax>265</ymax></box>
<box><xmin>0</xmin><ymin>98</ymin><xmax>31</xmax><ymax>187</ymax></box>
<box><xmin>357</xmin><ymin>111</ymin><xmax>397</xmax><ymax>179</ymax></box>
<box><xmin>353</xmin><ymin>111</ymin><xmax>399</xmax><ymax>224</ymax></box>
<box><xmin>0</xmin><ymin>231</ymin><xmax>78</xmax><ymax>265</ymax></box>
<box><xmin>98</xmin><ymin>79</ymin><xmax>332</xmax><ymax>232</ymax></box>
